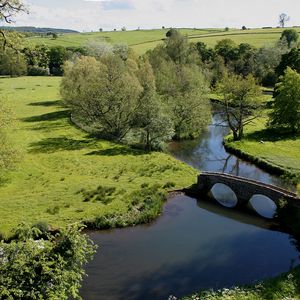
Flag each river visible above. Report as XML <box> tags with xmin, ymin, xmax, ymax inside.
<box><xmin>80</xmin><ymin>114</ymin><xmax>300</xmax><ymax>300</ymax></box>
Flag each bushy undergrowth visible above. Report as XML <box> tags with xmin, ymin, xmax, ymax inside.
<box><xmin>85</xmin><ymin>184</ymin><xmax>167</xmax><ymax>229</ymax></box>
<box><xmin>181</xmin><ymin>267</ymin><xmax>300</xmax><ymax>300</ymax></box>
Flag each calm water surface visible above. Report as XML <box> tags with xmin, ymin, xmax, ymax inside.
<box><xmin>80</xmin><ymin>114</ymin><xmax>299</xmax><ymax>300</ymax></box>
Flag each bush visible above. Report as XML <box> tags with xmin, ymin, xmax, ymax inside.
<box><xmin>27</xmin><ymin>66</ymin><xmax>50</xmax><ymax>76</ymax></box>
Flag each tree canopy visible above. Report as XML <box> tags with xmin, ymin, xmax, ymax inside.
<box><xmin>270</xmin><ymin>67</ymin><xmax>300</xmax><ymax>132</ymax></box>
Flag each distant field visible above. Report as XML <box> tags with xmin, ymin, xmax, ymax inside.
<box><xmin>26</xmin><ymin>27</ymin><xmax>300</xmax><ymax>54</ymax></box>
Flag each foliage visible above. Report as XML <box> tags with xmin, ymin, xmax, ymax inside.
<box><xmin>147</xmin><ymin>32</ymin><xmax>211</xmax><ymax>139</ymax></box>
<box><xmin>0</xmin><ymin>46</ymin><xmax>27</xmax><ymax>76</ymax></box>
<box><xmin>0</xmin><ymin>101</ymin><xmax>17</xmax><ymax>180</ymax></box>
<box><xmin>61</xmin><ymin>55</ymin><xmax>142</xmax><ymax>141</ymax></box>
<box><xmin>181</xmin><ymin>267</ymin><xmax>300</xmax><ymax>300</ymax></box>
<box><xmin>276</xmin><ymin>47</ymin><xmax>300</xmax><ymax>76</ymax></box>
<box><xmin>23</xmin><ymin>45</ymin><xmax>50</xmax><ymax>69</ymax></box>
<box><xmin>279</xmin><ymin>13</ymin><xmax>290</xmax><ymax>28</ymax></box>
<box><xmin>49</xmin><ymin>46</ymin><xmax>70</xmax><ymax>75</ymax></box>
<box><xmin>217</xmin><ymin>74</ymin><xmax>262</xmax><ymax>140</ymax></box>
<box><xmin>0</xmin><ymin>223</ymin><xmax>96</xmax><ymax>300</ymax></box>
<box><xmin>280</xmin><ymin>29</ymin><xmax>299</xmax><ymax>48</ymax></box>
<box><xmin>269</xmin><ymin>67</ymin><xmax>300</xmax><ymax>132</ymax></box>
<box><xmin>133</xmin><ymin>58</ymin><xmax>174</xmax><ymax>149</ymax></box>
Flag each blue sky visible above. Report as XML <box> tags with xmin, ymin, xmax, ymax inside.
<box><xmin>7</xmin><ymin>0</ymin><xmax>300</xmax><ymax>31</ymax></box>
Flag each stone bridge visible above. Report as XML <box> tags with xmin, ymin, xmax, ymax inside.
<box><xmin>197</xmin><ymin>172</ymin><xmax>300</xmax><ymax>208</ymax></box>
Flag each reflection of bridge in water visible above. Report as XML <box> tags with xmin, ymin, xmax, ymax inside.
<box><xmin>196</xmin><ymin>196</ymin><xmax>285</xmax><ymax>233</ymax></box>
<box><xmin>197</xmin><ymin>172</ymin><xmax>300</xmax><ymax>213</ymax></box>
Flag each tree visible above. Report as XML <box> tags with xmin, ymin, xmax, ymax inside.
<box><xmin>99</xmin><ymin>28</ymin><xmax>103</xmax><ymax>32</ymax></box>
<box><xmin>85</xmin><ymin>40</ymin><xmax>113</xmax><ymax>58</ymax></box>
<box><xmin>279</xmin><ymin>13</ymin><xmax>290</xmax><ymax>28</ymax></box>
<box><xmin>61</xmin><ymin>55</ymin><xmax>143</xmax><ymax>141</ymax></box>
<box><xmin>269</xmin><ymin>67</ymin><xmax>300</xmax><ymax>132</ymax></box>
<box><xmin>0</xmin><ymin>223</ymin><xmax>96</xmax><ymax>300</ymax></box>
<box><xmin>166</xmin><ymin>28</ymin><xmax>178</xmax><ymax>38</ymax></box>
<box><xmin>217</xmin><ymin>74</ymin><xmax>262</xmax><ymax>141</ymax></box>
<box><xmin>242</xmin><ymin>26</ymin><xmax>247</xmax><ymax>30</ymax></box>
<box><xmin>276</xmin><ymin>48</ymin><xmax>300</xmax><ymax>76</ymax></box>
<box><xmin>254</xmin><ymin>43</ymin><xmax>288</xmax><ymax>86</ymax></box>
<box><xmin>49</xmin><ymin>46</ymin><xmax>70</xmax><ymax>75</ymax></box>
<box><xmin>133</xmin><ymin>59</ymin><xmax>174</xmax><ymax>150</ymax></box>
<box><xmin>0</xmin><ymin>47</ymin><xmax>27</xmax><ymax>76</ymax></box>
<box><xmin>121</xmin><ymin>26</ymin><xmax>126</xmax><ymax>32</ymax></box>
<box><xmin>0</xmin><ymin>0</ymin><xmax>27</xmax><ymax>49</ymax></box>
<box><xmin>215</xmin><ymin>39</ymin><xmax>238</xmax><ymax>65</ymax></box>
<box><xmin>155</xmin><ymin>61</ymin><xmax>211</xmax><ymax>139</ymax></box>
<box><xmin>280</xmin><ymin>29</ymin><xmax>299</xmax><ymax>48</ymax></box>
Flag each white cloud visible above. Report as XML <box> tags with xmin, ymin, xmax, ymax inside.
<box><xmin>8</xmin><ymin>0</ymin><xmax>300</xmax><ymax>32</ymax></box>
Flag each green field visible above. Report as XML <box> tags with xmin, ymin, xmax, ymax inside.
<box><xmin>0</xmin><ymin>76</ymin><xmax>197</xmax><ymax>236</ymax></box>
<box><xmin>26</xmin><ymin>27</ymin><xmax>300</xmax><ymax>54</ymax></box>
<box><xmin>225</xmin><ymin>113</ymin><xmax>300</xmax><ymax>180</ymax></box>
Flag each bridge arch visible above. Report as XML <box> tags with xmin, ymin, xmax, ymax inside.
<box><xmin>197</xmin><ymin>172</ymin><xmax>299</xmax><ymax>214</ymax></box>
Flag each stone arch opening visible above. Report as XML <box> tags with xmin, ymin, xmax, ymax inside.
<box><xmin>210</xmin><ymin>183</ymin><xmax>238</xmax><ymax>208</ymax></box>
<box><xmin>249</xmin><ymin>194</ymin><xmax>277</xmax><ymax>219</ymax></box>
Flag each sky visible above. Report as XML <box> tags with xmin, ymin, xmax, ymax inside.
<box><xmin>4</xmin><ymin>0</ymin><xmax>300</xmax><ymax>32</ymax></box>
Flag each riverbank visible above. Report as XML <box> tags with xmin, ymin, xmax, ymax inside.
<box><xmin>0</xmin><ymin>76</ymin><xmax>197</xmax><ymax>237</ymax></box>
<box><xmin>181</xmin><ymin>266</ymin><xmax>300</xmax><ymax>300</ymax></box>
<box><xmin>224</xmin><ymin>115</ymin><xmax>300</xmax><ymax>185</ymax></box>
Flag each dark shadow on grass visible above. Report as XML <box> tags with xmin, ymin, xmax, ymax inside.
<box><xmin>86</xmin><ymin>147</ymin><xmax>146</xmax><ymax>156</ymax></box>
<box><xmin>244</xmin><ymin>128</ymin><xmax>300</xmax><ymax>142</ymax></box>
<box><xmin>22</xmin><ymin>110</ymin><xmax>70</xmax><ymax>123</ymax></box>
<box><xmin>29</xmin><ymin>137</ymin><xmax>98</xmax><ymax>153</ymax></box>
<box><xmin>28</xmin><ymin>100</ymin><xmax>63</xmax><ymax>107</ymax></box>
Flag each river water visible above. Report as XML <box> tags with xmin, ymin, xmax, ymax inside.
<box><xmin>80</xmin><ymin>114</ymin><xmax>300</xmax><ymax>300</ymax></box>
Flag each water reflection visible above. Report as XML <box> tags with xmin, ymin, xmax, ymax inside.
<box><xmin>210</xmin><ymin>183</ymin><xmax>238</xmax><ymax>208</ymax></box>
<box><xmin>169</xmin><ymin>113</ymin><xmax>288</xmax><ymax>188</ymax></box>
<box><xmin>249</xmin><ymin>195</ymin><xmax>277</xmax><ymax>219</ymax></box>
<box><xmin>81</xmin><ymin>195</ymin><xmax>300</xmax><ymax>300</ymax></box>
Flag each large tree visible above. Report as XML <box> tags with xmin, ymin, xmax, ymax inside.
<box><xmin>133</xmin><ymin>58</ymin><xmax>174</xmax><ymax>150</ymax></box>
<box><xmin>218</xmin><ymin>74</ymin><xmax>262</xmax><ymax>141</ymax></box>
<box><xmin>0</xmin><ymin>0</ymin><xmax>27</xmax><ymax>48</ymax></box>
<box><xmin>61</xmin><ymin>55</ymin><xmax>143</xmax><ymax>141</ymax></box>
<box><xmin>269</xmin><ymin>67</ymin><xmax>300</xmax><ymax>132</ymax></box>
<box><xmin>276</xmin><ymin>48</ymin><xmax>300</xmax><ymax>76</ymax></box>
<box><xmin>280</xmin><ymin>29</ymin><xmax>299</xmax><ymax>48</ymax></box>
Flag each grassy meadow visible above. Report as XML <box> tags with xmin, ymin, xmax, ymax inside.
<box><xmin>225</xmin><ymin>113</ymin><xmax>300</xmax><ymax>180</ymax></box>
<box><xmin>26</xmin><ymin>27</ymin><xmax>300</xmax><ymax>54</ymax></box>
<box><xmin>0</xmin><ymin>76</ymin><xmax>197</xmax><ymax>237</ymax></box>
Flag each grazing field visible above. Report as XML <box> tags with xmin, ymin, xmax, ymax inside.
<box><xmin>225</xmin><ymin>113</ymin><xmax>300</xmax><ymax>180</ymax></box>
<box><xmin>26</xmin><ymin>27</ymin><xmax>300</xmax><ymax>54</ymax></box>
<box><xmin>0</xmin><ymin>76</ymin><xmax>197</xmax><ymax>237</ymax></box>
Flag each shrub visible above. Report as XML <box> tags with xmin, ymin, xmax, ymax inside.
<box><xmin>27</xmin><ymin>66</ymin><xmax>50</xmax><ymax>76</ymax></box>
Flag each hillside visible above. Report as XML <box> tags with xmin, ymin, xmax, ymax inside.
<box><xmin>1</xmin><ymin>26</ymin><xmax>79</xmax><ymax>34</ymax></box>
<box><xmin>26</xmin><ymin>27</ymin><xmax>300</xmax><ymax>54</ymax></box>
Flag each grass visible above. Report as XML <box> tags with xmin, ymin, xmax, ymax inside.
<box><xmin>182</xmin><ymin>267</ymin><xmax>300</xmax><ymax>300</ymax></box>
<box><xmin>26</xmin><ymin>27</ymin><xmax>300</xmax><ymax>54</ymax></box>
<box><xmin>0</xmin><ymin>76</ymin><xmax>197</xmax><ymax>237</ymax></box>
<box><xmin>224</xmin><ymin>113</ymin><xmax>300</xmax><ymax>180</ymax></box>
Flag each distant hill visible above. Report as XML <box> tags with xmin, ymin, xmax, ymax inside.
<box><xmin>0</xmin><ymin>26</ymin><xmax>79</xmax><ymax>34</ymax></box>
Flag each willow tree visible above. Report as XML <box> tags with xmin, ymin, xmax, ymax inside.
<box><xmin>218</xmin><ymin>74</ymin><xmax>262</xmax><ymax>141</ymax></box>
<box><xmin>61</xmin><ymin>55</ymin><xmax>143</xmax><ymax>141</ymax></box>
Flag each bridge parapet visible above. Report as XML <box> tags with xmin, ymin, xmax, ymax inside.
<box><xmin>197</xmin><ymin>172</ymin><xmax>300</xmax><ymax>208</ymax></box>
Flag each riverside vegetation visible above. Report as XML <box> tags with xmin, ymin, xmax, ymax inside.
<box><xmin>1</xmin><ymin>1</ymin><xmax>300</xmax><ymax>297</ymax></box>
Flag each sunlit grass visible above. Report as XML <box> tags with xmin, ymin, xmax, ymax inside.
<box><xmin>0</xmin><ymin>76</ymin><xmax>197</xmax><ymax>236</ymax></box>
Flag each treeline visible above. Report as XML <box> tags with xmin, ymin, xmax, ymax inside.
<box><xmin>0</xmin><ymin>26</ymin><xmax>78</xmax><ymax>34</ymax></box>
<box><xmin>192</xmin><ymin>28</ymin><xmax>299</xmax><ymax>86</ymax></box>
<box><xmin>0</xmin><ymin>43</ymin><xmax>87</xmax><ymax>76</ymax></box>
<box><xmin>61</xmin><ymin>33</ymin><xmax>211</xmax><ymax>149</ymax></box>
